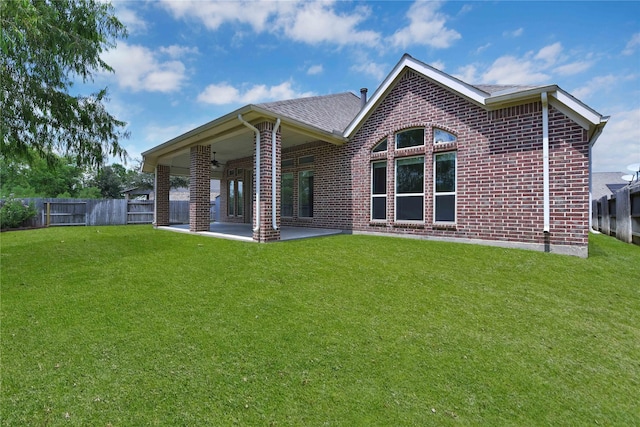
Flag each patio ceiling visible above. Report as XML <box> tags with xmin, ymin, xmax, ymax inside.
<box><xmin>141</xmin><ymin>104</ymin><xmax>348</xmax><ymax>178</ymax></box>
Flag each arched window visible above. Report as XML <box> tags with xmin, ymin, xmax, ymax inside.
<box><xmin>434</xmin><ymin>129</ymin><xmax>457</xmax><ymax>144</ymax></box>
<box><xmin>372</xmin><ymin>137</ymin><xmax>387</xmax><ymax>153</ymax></box>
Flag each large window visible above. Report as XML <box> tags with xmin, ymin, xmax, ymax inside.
<box><xmin>227</xmin><ymin>172</ymin><xmax>243</xmax><ymax>217</ymax></box>
<box><xmin>371</xmin><ymin>162</ymin><xmax>387</xmax><ymax>220</ymax></box>
<box><xmin>434</xmin><ymin>152</ymin><xmax>456</xmax><ymax>222</ymax></box>
<box><xmin>281</xmin><ymin>172</ymin><xmax>294</xmax><ymax>217</ymax></box>
<box><xmin>396</xmin><ymin>128</ymin><xmax>424</xmax><ymax>150</ymax></box>
<box><xmin>298</xmin><ymin>170</ymin><xmax>314</xmax><ymax>218</ymax></box>
<box><xmin>395</xmin><ymin>157</ymin><xmax>424</xmax><ymax>221</ymax></box>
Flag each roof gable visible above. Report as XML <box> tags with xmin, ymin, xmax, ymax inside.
<box><xmin>344</xmin><ymin>53</ymin><xmax>608</xmax><ymax>138</ymax></box>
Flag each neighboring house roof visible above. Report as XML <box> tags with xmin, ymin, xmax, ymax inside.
<box><xmin>123</xmin><ymin>187</ymin><xmax>153</xmax><ymax>195</ymax></box>
<box><xmin>258</xmin><ymin>92</ymin><xmax>361</xmax><ymax>134</ymax></box>
<box><xmin>344</xmin><ymin>54</ymin><xmax>609</xmax><ymax>142</ymax></box>
<box><xmin>592</xmin><ymin>172</ymin><xmax>630</xmax><ymax>200</ymax></box>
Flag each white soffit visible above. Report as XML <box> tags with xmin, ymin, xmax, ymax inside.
<box><xmin>548</xmin><ymin>90</ymin><xmax>604</xmax><ymax>129</ymax></box>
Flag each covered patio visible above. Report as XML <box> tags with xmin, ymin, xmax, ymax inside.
<box><xmin>141</xmin><ymin>93</ymin><xmax>362</xmax><ymax>243</ymax></box>
<box><xmin>158</xmin><ymin>222</ymin><xmax>344</xmax><ymax>242</ymax></box>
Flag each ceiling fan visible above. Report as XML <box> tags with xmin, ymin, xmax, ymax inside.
<box><xmin>211</xmin><ymin>152</ymin><xmax>222</xmax><ymax>169</ymax></box>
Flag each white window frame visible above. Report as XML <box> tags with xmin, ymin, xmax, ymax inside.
<box><xmin>371</xmin><ymin>161</ymin><xmax>387</xmax><ymax>221</ymax></box>
<box><xmin>394</xmin><ymin>156</ymin><xmax>425</xmax><ymax>223</ymax></box>
<box><xmin>433</xmin><ymin>151</ymin><xmax>457</xmax><ymax>223</ymax></box>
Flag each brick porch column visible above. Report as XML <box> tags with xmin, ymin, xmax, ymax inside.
<box><xmin>253</xmin><ymin>121</ymin><xmax>281</xmax><ymax>242</ymax></box>
<box><xmin>190</xmin><ymin>145</ymin><xmax>211</xmax><ymax>232</ymax></box>
<box><xmin>154</xmin><ymin>164</ymin><xmax>170</xmax><ymax>227</ymax></box>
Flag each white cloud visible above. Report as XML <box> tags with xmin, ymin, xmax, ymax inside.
<box><xmin>159</xmin><ymin>0</ymin><xmax>278</xmax><ymax>32</ymax></box>
<box><xmin>592</xmin><ymin>108</ymin><xmax>640</xmax><ymax>172</ymax></box>
<box><xmin>159</xmin><ymin>45</ymin><xmax>200</xmax><ymax>58</ymax></box>
<box><xmin>115</xmin><ymin>5</ymin><xmax>148</xmax><ymax>34</ymax></box>
<box><xmin>350</xmin><ymin>61</ymin><xmax>388</xmax><ymax>81</ymax></box>
<box><xmin>478</xmin><ymin>43</ymin><xmax>591</xmax><ymax>85</ymax></box>
<box><xmin>555</xmin><ymin>61</ymin><xmax>593</xmax><ymax>76</ymax></box>
<box><xmin>307</xmin><ymin>64</ymin><xmax>324</xmax><ymax>75</ymax></box>
<box><xmin>454</xmin><ymin>64</ymin><xmax>479</xmax><ymax>83</ymax></box>
<box><xmin>503</xmin><ymin>28</ymin><xmax>524</xmax><ymax>38</ymax></box>
<box><xmin>279</xmin><ymin>2</ymin><xmax>380</xmax><ymax>47</ymax></box>
<box><xmin>535</xmin><ymin>42</ymin><xmax>562</xmax><ymax>66</ymax></box>
<box><xmin>102</xmin><ymin>42</ymin><xmax>187</xmax><ymax>93</ymax></box>
<box><xmin>390</xmin><ymin>1</ymin><xmax>461</xmax><ymax>49</ymax></box>
<box><xmin>197</xmin><ymin>81</ymin><xmax>314</xmax><ymax>105</ymax></box>
<box><xmin>430</xmin><ymin>60</ymin><xmax>446</xmax><ymax>72</ymax></box>
<box><xmin>622</xmin><ymin>33</ymin><xmax>640</xmax><ymax>55</ymax></box>
<box><xmin>159</xmin><ymin>0</ymin><xmax>380</xmax><ymax>47</ymax></box>
<box><xmin>144</xmin><ymin>123</ymin><xmax>193</xmax><ymax>144</ymax></box>
<box><xmin>481</xmin><ymin>56</ymin><xmax>550</xmax><ymax>85</ymax></box>
<box><xmin>571</xmin><ymin>75</ymin><xmax>618</xmax><ymax>100</ymax></box>
<box><xmin>475</xmin><ymin>42</ymin><xmax>491</xmax><ymax>54</ymax></box>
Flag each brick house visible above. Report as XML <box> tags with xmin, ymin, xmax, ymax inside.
<box><xmin>142</xmin><ymin>54</ymin><xmax>608</xmax><ymax>256</ymax></box>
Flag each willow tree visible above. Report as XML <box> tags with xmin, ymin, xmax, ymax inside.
<box><xmin>1</xmin><ymin>0</ymin><xmax>129</xmax><ymax>168</ymax></box>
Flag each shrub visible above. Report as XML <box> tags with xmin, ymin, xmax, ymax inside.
<box><xmin>0</xmin><ymin>196</ymin><xmax>37</xmax><ymax>229</ymax></box>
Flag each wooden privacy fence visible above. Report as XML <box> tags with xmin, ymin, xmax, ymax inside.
<box><xmin>3</xmin><ymin>198</ymin><xmax>217</xmax><ymax>228</ymax></box>
<box><xmin>592</xmin><ymin>181</ymin><xmax>640</xmax><ymax>245</ymax></box>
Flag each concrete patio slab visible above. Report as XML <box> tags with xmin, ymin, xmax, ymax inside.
<box><xmin>158</xmin><ymin>223</ymin><xmax>344</xmax><ymax>242</ymax></box>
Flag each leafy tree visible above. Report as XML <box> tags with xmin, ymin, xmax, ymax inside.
<box><xmin>1</xmin><ymin>0</ymin><xmax>129</xmax><ymax>168</ymax></box>
<box><xmin>93</xmin><ymin>165</ymin><xmax>123</xmax><ymax>198</ymax></box>
<box><xmin>0</xmin><ymin>152</ymin><xmax>83</xmax><ymax>197</ymax></box>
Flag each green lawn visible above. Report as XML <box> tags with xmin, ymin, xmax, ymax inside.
<box><xmin>1</xmin><ymin>226</ymin><xmax>639</xmax><ymax>426</ymax></box>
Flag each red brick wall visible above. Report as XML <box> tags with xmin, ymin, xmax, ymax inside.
<box><xmin>221</xmin><ymin>70</ymin><xmax>590</xmax><ymax>253</ymax></box>
<box><xmin>154</xmin><ymin>164</ymin><xmax>170</xmax><ymax>226</ymax></box>
<box><xmin>349</xmin><ymin>70</ymin><xmax>589</xmax><ymax>251</ymax></box>
<box><xmin>253</xmin><ymin>122</ymin><xmax>281</xmax><ymax>242</ymax></box>
<box><xmin>189</xmin><ymin>145</ymin><xmax>211</xmax><ymax>232</ymax></box>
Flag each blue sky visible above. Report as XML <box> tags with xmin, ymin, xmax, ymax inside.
<box><xmin>91</xmin><ymin>1</ymin><xmax>639</xmax><ymax>173</ymax></box>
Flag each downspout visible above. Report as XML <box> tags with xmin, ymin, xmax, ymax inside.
<box><xmin>588</xmin><ymin>123</ymin><xmax>606</xmax><ymax>233</ymax></box>
<box><xmin>238</xmin><ymin>114</ymin><xmax>260</xmax><ymax>232</ymax></box>
<box><xmin>541</xmin><ymin>92</ymin><xmax>550</xmax><ymax>233</ymax></box>
<box><xmin>272</xmin><ymin>118</ymin><xmax>281</xmax><ymax>230</ymax></box>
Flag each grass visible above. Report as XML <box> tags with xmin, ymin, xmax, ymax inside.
<box><xmin>1</xmin><ymin>225</ymin><xmax>639</xmax><ymax>426</ymax></box>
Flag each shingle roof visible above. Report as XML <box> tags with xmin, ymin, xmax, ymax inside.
<box><xmin>473</xmin><ymin>84</ymin><xmax>540</xmax><ymax>95</ymax></box>
<box><xmin>258</xmin><ymin>92</ymin><xmax>361</xmax><ymax>133</ymax></box>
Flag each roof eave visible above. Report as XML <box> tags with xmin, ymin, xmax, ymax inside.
<box><xmin>141</xmin><ymin>104</ymin><xmax>347</xmax><ymax>173</ymax></box>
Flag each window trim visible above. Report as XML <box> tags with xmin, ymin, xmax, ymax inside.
<box><xmin>433</xmin><ymin>151</ymin><xmax>457</xmax><ymax>224</ymax></box>
<box><xmin>394</xmin><ymin>156</ymin><xmax>425</xmax><ymax>223</ymax></box>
